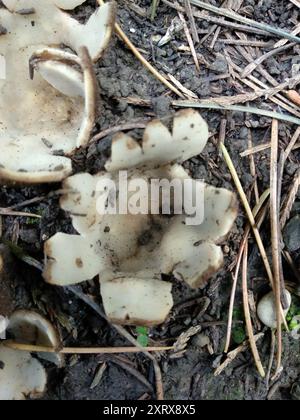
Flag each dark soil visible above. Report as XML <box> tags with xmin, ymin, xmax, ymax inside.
<box><xmin>1</xmin><ymin>0</ymin><xmax>300</xmax><ymax>400</ymax></box>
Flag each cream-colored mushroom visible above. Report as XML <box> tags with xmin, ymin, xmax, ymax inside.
<box><xmin>0</xmin><ymin>346</ymin><xmax>47</xmax><ymax>400</ymax></box>
<box><xmin>8</xmin><ymin>310</ymin><xmax>63</xmax><ymax>367</ymax></box>
<box><xmin>257</xmin><ymin>290</ymin><xmax>292</xmax><ymax>329</ymax></box>
<box><xmin>0</xmin><ymin>310</ymin><xmax>62</xmax><ymax>400</ymax></box>
<box><xmin>43</xmin><ymin>110</ymin><xmax>238</xmax><ymax>326</ymax></box>
<box><xmin>101</xmin><ymin>277</ymin><xmax>173</xmax><ymax>326</ymax></box>
<box><xmin>0</xmin><ymin>0</ymin><xmax>115</xmax><ymax>183</ymax></box>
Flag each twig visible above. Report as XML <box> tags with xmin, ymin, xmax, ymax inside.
<box><xmin>280</xmin><ymin>169</ymin><xmax>300</xmax><ymax>229</ymax></box>
<box><xmin>240</xmin><ymin>142</ymin><xmax>300</xmax><ymax>157</ymax></box>
<box><xmin>97</xmin><ymin>0</ymin><xmax>184</xmax><ymax>98</ymax></box>
<box><xmin>188</xmin><ymin>0</ymin><xmax>300</xmax><ymax>43</ymax></box>
<box><xmin>242</xmin><ymin>242</ymin><xmax>265</xmax><ymax>377</ymax></box>
<box><xmin>220</xmin><ymin>143</ymin><xmax>275</xmax><ymax>289</ymax></box>
<box><xmin>219</xmin><ymin>39</ymin><xmax>273</xmax><ymax>47</ymax></box>
<box><xmin>178</xmin><ymin>11</ymin><xmax>200</xmax><ymax>72</ymax></box>
<box><xmin>241</xmin><ymin>43</ymin><xmax>296</xmax><ymax>78</ymax></box>
<box><xmin>4</xmin><ymin>342</ymin><xmax>173</xmax><ymax>354</ymax></box>
<box><xmin>270</xmin><ymin>120</ymin><xmax>283</xmax><ymax>377</ymax></box>
<box><xmin>225</xmin><ymin>189</ymin><xmax>270</xmax><ymax>353</ymax></box>
<box><xmin>184</xmin><ymin>0</ymin><xmax>199</xmax><ymax>43</ymax></box>
<box><xmin>91</xmin><ymin>120</ymin><xmax>150</xmax><ymax>144</ymax></box>
<box><xmin>248</xmin><ymin>130</ymin><xmax>259</xmax><ymax>204</ymax></box>
<box><xmin>266</xmin><ymin>330</ymin><xmax>276</xmax><ymax>389</ymax></box>
<box><xmin>168</xmin><ymin>73</ymin><xmax>198</xmax><ymax>99</ymax></box>
<box><xmin>172</xmin><ymin>101</ymin><xmax>300</xmax><ymax>126</ymax></box>
<box><xmin>214</xmin><ymin>333</ymin><xmax>264</xmax><ymax>376</ymax></box>
<box><xmin>220</xmin><ymin>142</ymin><xmax>289</xmax><ymax>332</ymax></box>
<box><xmin>282</xmin><ymin>127</ymin><xmax>300</xmax><ymax>172</ymax></box>
<box><xmin>0</xmin><ymin>209</ymin><xmax>41</xmax><ymax>218</ymax></box>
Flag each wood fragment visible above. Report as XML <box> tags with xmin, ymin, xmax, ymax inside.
<box><xmin>172</xmin><ymin>325</ymin><xmax>202</xmax><ymax>356</ymax></box>
<box><xmin>214</xmin><ymin>333</ymin><xmax>264</xmax><ymax>376</ymax></box>
<box><xmin>209</xmin><ymin>25</ymin><xmax>221</xmax><ymax>49</ymax></box>
<box><xmin>219</xmin><ymin>39</ymin><xmax>273</xmax><ymax>47</ymax></box>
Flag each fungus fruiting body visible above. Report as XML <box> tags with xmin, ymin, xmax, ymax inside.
<box><xmin>257</xmin><ymin>289</ymin><xmax>292</xmax><ymax>329</ymax></box>
<box><xmin>44</xmin><ymin>110</ymin><xmax>238</xmax><ymax>326</ymax></box>
<box><xmin>0</xmin><ymin>347</ymin><xmax>47</xmax><ymax>400</ymax></box>
<box><xmin>0</xmin><ymin>0</ymin><xmax>115</xmax><ymax>183</ymax></box>
<box><xmin>0</xmin><ymin>310</ymin><xmax>62</xmax><ymax>400</ymax></box>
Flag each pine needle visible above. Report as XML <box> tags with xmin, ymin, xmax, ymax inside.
<box><xmin>172</xmin><ymin>101</ymin><xmax>300</xmax><ymax>126</ymax></box>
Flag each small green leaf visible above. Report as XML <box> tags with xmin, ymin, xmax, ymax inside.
<box><xmin>137</xmin><ymin>334</ymin><xmax>149</xmax><ymax>347</ymax></box>
<box><xmin>136</xmin><ymin>326</ymin><xmax>149</xmax><ymax>347</ymax></box>
<box><xmin>232</xmin><ymin>325</ymin><xmax>246</xmax><ymax>345</ymax></box>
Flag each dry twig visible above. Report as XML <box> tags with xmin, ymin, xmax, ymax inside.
<box><xmin>5</xmin><ymin>342</ymin><xmax>173</xmax><ymax>354</ymax></box>
<box><xmin>242</xmin><ymin>242</ymin><xmax>265</xmax><ymax>377</ymax></box>
<box><xmin>214</xmin><ymin>333</ymin><xmax>264</xmax><ymax>376</ymax></box>
<box><xmin>173</xmin><ymin>101</ymin><xmax>300</xmax><ymax>126</ymax></box>
<box><xmin>270</xmin><ymin>120</ymin><xmax>284</xmax><ymax>377</ymax></box>
<box><xmin>224</xmin><ymin>189</ymin><xmax>270</xmax><ymax>353</ymax></box>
